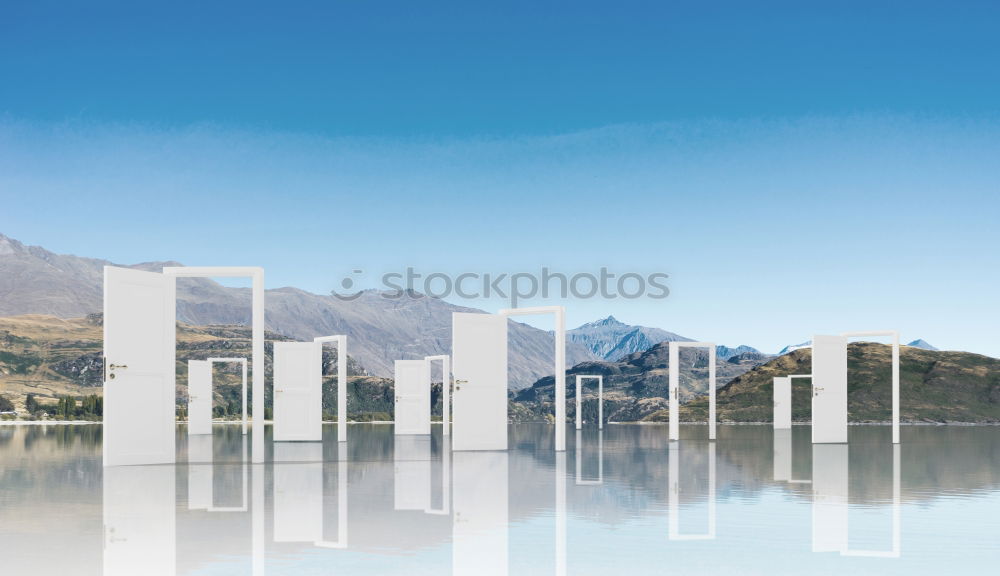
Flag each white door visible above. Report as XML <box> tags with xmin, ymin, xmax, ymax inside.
<box><xmin>188</xmin><ymin>360</ymin><xmax>213</xmax><ymax>435</ymax></box>
<box><xmin>104</xmin><ymin>466</ymin><xmax>176</xmax><ymax>576</ymax></box>
<box><xmin>273</xmin><ymin>443</ymin><xmax>323</xmax><ymax>542</ymax></box>
<box><xmin>812</xmin><ymin>335</ymin><xmax>848</xmax><ymax>443</ymax></box>
<box><xmin>394</xmin><ymin>360</ymin><xmax>430</xmax><ymax>435</ymax></box>
<box><xmin>812</xmin><ymin>444</ymin><xmax>849</xmax><ymax>552</ymax></box>
<box><xmin>103</xmin><ymin>266</ymin><xmax>175</xmax><ymax>467</ymax></box>
<box><xmin>451</xmin><ymin>313</ymin><xmax>508</xmax><ymax>451</ymax></box>
<box><xmin>273</xmin><ymin>342</ymin><xmax>322</xmax><ymax>442</ymax></box>
<box><xmin>773</xmin><ymin>376</ymin><xmax>792</xmax><ymax>430</ymax></box>
<box><xmin>453</xmin><ymin>452</ymin><xmax>508</xmax><ymax>576</ymax></box>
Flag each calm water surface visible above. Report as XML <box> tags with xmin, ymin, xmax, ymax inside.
<box><xmin>1</xmin><ymin>423</ymin><xmax>998</xmax><ymax>575</ymax></box>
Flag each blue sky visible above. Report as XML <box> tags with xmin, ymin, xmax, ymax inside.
<box><xmin>1</xmin><ymin>1</ymin><xmax>999</xmax><ymax>356</ymax></box>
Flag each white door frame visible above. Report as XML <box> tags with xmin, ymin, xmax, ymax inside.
<box><xmin>668</xmin><ymin>342</ymin><xmax>716</xmax><ymax>441</ymax></box>
<box><xmin>206</xmin><ymin>357</ymin><xmax>248</xmax><ymax>435</ymax></box>
<box><xmin>425</xmin><ymin>355</ymin><xmax>451</xmax><ymax>436</ymax></box>
<box><xmin>574</xmin><ymin>375</ymin><xmax>603</xmax><ymax>430</ymax></box>
<box><xmin>163</xmin><ymin>267</ymin><xmax>265</xmax><ymax>462</ymax></box>
<box><xmin>498</xmin><ymin>306</ymin><xmax>567</xmax><ymax>452</ymax></box>
<box><xmin>314</xmin><ymin>335</ymin><xmax>348</xmax><ymax>442</ymax></box>
<box><xmin>841</xmin><ymin>331</ymin><xmax>900</xmax><ymax>444</ymax></box>
<box><xmin>774</xmin><ymin>374</ymin><xmax>811</xmax><ymax>430</ymax></box>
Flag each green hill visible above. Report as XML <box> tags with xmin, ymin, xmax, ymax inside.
<box><xmin>682</xmin><ymin>343</ymin><xmax>1000</xmax><ymax>423</ymax></box>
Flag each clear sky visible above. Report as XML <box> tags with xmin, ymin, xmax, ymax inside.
<box><xmin>1</xmin><ymin>1</ymin><xmax>998</xmax><ymax>356</ymax></box>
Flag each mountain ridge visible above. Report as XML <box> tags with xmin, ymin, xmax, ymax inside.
<box><xmin>0</xmin><ymin>232</ymin><xmax>594</xmax><ymax>387</ymax></box>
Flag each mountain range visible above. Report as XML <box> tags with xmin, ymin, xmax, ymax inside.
<box><xmin>778</xmin><ymin>338</ymin><xmax>940</xmax><ymax>355</ymax></box>
<box><xmin>0</xmin><ymin>233</ymin><xmax>776</xmax><ymax>389</ymax></box>
<box><xmin>567</xmin><ymin>315</ymin><xmax>690</xmax><ymax>360</ymax></box>
<box><xmin>0</xmin><ymin>233</ymin><xmax>596</xmax><ymax>388</ymax></box>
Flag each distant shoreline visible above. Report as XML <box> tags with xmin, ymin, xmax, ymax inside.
<box><xmin>3</xmin><ymin>420</ymin><xmax>999</xmax><ymax>427</ymax></box>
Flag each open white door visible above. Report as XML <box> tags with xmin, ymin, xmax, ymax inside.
<box><xmin>104</xmin><ymin>466</ymin><xmax>176</xmax><ymax>576</ymax></box>
<box><xmin>188</xmin><ymin>360</ymin><xmax>213</xmax><ymax>435</ymax></box>
<box><xmin>452</xmin><ymin>313</ymin><xmax>508</xmax><ymax>451</ymax></box>
<box><xmin>773</xmin><ymin>376</ymin><xmax>792</xmax><ymax>430</ymax></box>
<box><xmin>812</xmin><ymin>444</ymin><xmax>849</xmax><ymax>552</ymax></box>
<box><xmin>453</xmin><ymin>452</ymin><xmax>509</xmax><ymax>576</ymax></box>
<box><xmin>812</xmin><ymin>335</ymin><xmax>848</xmax><ymax>444</ymax></box>
<box><xmin>394</xmin><ymin>360</ymin><xmax>431</xmax><ymax>435</ymax></box>
<box><xmin>273</xmin><ymin>342</ymin><xmax>322</xmax><ymax>442</ymax></box>
<box><xmin>103</xmin><ymin>266</ymin><xmax>175</xmax><ymax>467</ymax></box>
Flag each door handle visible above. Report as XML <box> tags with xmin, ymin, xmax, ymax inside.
<box><xmin>109</xmin><ymin>364</ymin><xmax>128</xmax><ymax>370</ymax></box>
<box><xmin>455</xmin><ymin>379</ymin><xmax>468</xmax><ymax>391</ymax></box>
<box><xmin>813</xmin><ymin>386</ymin><xmax>825</xmax><ymax>397</ymax></box>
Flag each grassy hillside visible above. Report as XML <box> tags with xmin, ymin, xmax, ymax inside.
<box><xmin>513</xmin><ymin>341</ymin><xmax>765</xmax><ymax>423</ymax></box>
<box><xmin>0</xmin><ymin>314</ymin><xmax>387</xmax><ymax>421</ymax></box>
<box><xmin>681</xmin><ymin>343</ymin><xmax>1000</xmax><ymax>423</ymax></box>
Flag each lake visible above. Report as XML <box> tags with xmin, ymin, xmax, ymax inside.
<box><xmin>1</xmin><ymin>423</ymin><xmax>998</xmax><ymax>575</ymax></box>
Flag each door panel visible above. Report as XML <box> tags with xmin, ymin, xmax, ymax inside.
<box><xmin>812</xmin><ymin>335</ymin><xmax>848</xmax><ymax>443</ymax></box>
<box><xmin>394</xmin><ymin>360</ymin><xmax>430</xmax><ymax>435</ymax></box>
<box><xmin>453</xmin><ymin>452</ymin><xmax>508</xmax><ymax>576</ymax></box>
<box><xmin>452</xmin><ymin>313</ymin><xmax>508</xmax><ymax>451</ymax></box>
<box><xmin>773</xmin><ymin>376</ymin><xmax>792</xmax><ymax>430</ymax></box>
<box><xmin>188</xmin><ymin>360</ymin><xmax>213</xmax><ymax>435</ymax></box>
<box><xmin>103</xmin><ymin>266</ymin><xmax>174</xmax><ymax>466</ymax></box>
<box><xmin>273</xmin><ymin>342</ymin><xmax>322</xmax><ymax>442</ymax></box>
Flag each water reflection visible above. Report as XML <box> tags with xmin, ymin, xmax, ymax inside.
<box><xmin>104</xmin><ymin>465</ymin><xmax>175</xmax><ymax>576</ymax></box>
<box><xmin>454</xmin><ymin>451</ymin><xmax>508</xmax><ymax>576</ymax></box>
<box><xmin>668</xmin><ymin>441</ymin><xmax>716</xmax><ymax>540</ymax></box>
<box><xmin>1</xmin><ymin>424</ymin><xmax>999</xmax><ymax>575</ymax></box>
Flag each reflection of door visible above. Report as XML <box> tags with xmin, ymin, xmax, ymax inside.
<box><xmin>103</xmin><ymin>266</ymin><xmax>175</xmax><ymax>466</ymax></box>
<box><xmin>273</xmin><ymin>342</ymin><xmax>322</xmax><ymax>442</ymax></box>
<box><xmin>394</xmin><ymin>435</ymin><xmax>431</xmax><ymax>509</ymax></box>
<box><xmin>453</xmin><ymin>452</ymin><xmax>508</xmax><ymax>576</ymax></box>
<box><xmin>394</xmin><ymin>360</ymin><xmax>430</xmax><ymax>435</ymax></box>
<box><xmin>187</xmin><ymin>434</ymin><xmax>214</xmax><ymax>510</ymax></box>
<box><xmin>812</xmin><ymin>444</ymin><xmax>849</xmax><ymax>552</ymax></box>
<box><xmin>452</xmin><ymin>313</ymin><xmax>508</xmax><ymax>451</ymax></box>
<box><xmin>273</xmin><ymin>444</ymin><xmax>323</xmax><ymax>542</ymax></box>
<box><xmin>773</xmin><ymin>429</ymin><xmax>793</xmax><ymax>482</ymax></box>
<box><xmin>104</xmin><ymin>466</ymin><xmax>175</xmax><ymax>576</ymax></box>
<box><xmin>668</xmin><ymin>442</ymin><xmax>716</xmax><ymax>540</ymax></box>
<box><xmin>188</xmin><ymin>360</ymin><xmax>213</xmax><ymax>435</ymax></box>
<box><xmin>812</xmin><ymin>335</ymin><xmax>848</xmax><ymax>443</ymax></box>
